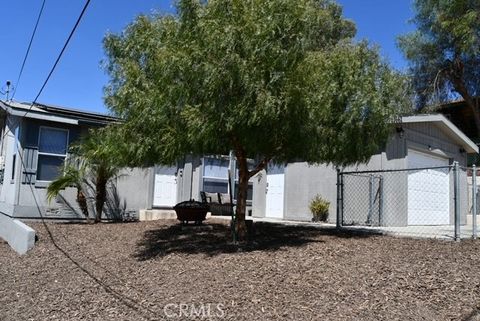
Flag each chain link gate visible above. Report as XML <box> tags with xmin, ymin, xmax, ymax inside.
<box><xmin>336</xmin><ymin>162</ymin><xmax>468</xmax><ymax>241</ymax></box>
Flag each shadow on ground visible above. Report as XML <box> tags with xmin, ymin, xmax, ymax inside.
<box><xmin>134</xmin><ymin>220</ymin><xmax>381</xmax><ymax>260</ymax></box>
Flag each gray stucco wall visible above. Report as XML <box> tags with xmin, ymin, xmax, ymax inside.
<box><xmin>13</xmin><ymin>167</ymin><xmax>154</xmax><ymax>220</ymax></box>
<box><xmin>254</xmin><ymin>122</ymin><xmax>471</xmax><ymax>227</ymax></box>
<box><xmin>113</xmin><ymin>167</ymin><xmax>154</xmax><ymax>215</ymax></box>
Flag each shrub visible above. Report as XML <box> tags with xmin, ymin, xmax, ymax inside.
<box><xmin>309</xmin><ymin>195</ymin><xmax>330</xmax><ymax>222</ymax></box>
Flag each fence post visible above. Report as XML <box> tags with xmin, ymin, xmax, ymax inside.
<box><xmin>473</xmin><ymin>165</ymin><xmax>477</xmax><ymax>240</ymax></box>
<box><xmin>379</xmin><ymin>176</ymin><xmax>384</xmax><ymax>226</ymax></box>
<box><xmin>454</xmin><ymin>161</ymin><xmax>461</xmax><ymax>241</ymax></box>
<box><xmin>367</xmin><ymin>175</ymin><xmax>374</xmax><ymax>225</ymax></box>
<box><xmin>336</xmin><ymin>168</ymin><xmax>342</xmax><ymax>229</ymax></box>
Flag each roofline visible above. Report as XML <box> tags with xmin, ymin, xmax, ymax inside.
<box><xmin>34</xmin><ymin>102</ymin><xmax>119</xmax><ymax>122</ymax></box>
<box><xmin>401</xmin><ymin>114</ymin><xmax>479</xmax><ymax>154</ymax></box>
<box><xmin>434</xmin><ymin>97</ymin><xmax>480</xmax><ymax>111</ymax></box>
<box><xmin>0</xmin><ymin>100</ymin><xmax>119</xmax><ymax>125</ymax></box>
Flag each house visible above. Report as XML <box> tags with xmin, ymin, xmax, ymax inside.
<box><xmin>248</xmin><ymin>114</ymin><xmax>478</xmax><ymax>226</ymax></box>
<box><xmin>436</xmin><ymin>98</ymin><xmax>480</xmax><ymax>141</ymax></box>
<box><xmin>436</xmin><ymin>98</ymin><xmax>480</xmax><ymax>166</ymax></box>
<box><xmin>147</xmin><ymin>114</ymin><xmax>478</xmax><ymax>229</ymax></box>
<box><xmin>0</xmin><ymin>100</ymin><xmax>152</xmax><ymax>220</ymax></box>
<box><xmin>145</xmin><ymin>155</ymin><xmax>257</xmax><ymax>220</ymax></box>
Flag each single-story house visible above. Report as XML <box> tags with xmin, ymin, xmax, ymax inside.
<box><xmin>146</xmin><ymin>155</ymin><xmax>256</xmax><ymax>219</ymax></box>
<box><xmin>248</xmin><ymin>114</ymin><xmax>478</xmax><ymax>227</ymax></box>
<box><xmin>3</xmin><ymin>101</ymin><xmax>474</xmax><ymax>229</ymax></box>
<box><xmin>0</xmin><ymin>100</ymin><xmax>152</xmax><ymax>220</ymax></box>
<box><xmin>150</xmin><ymin>114</ymin><xmax>477</xmax><ymax>228</ymax></box>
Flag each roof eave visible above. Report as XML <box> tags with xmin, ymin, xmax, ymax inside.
<box><xmin>401</xmin><ymin>114</ymin><xmax>479</xmax><ymax>154</ymax></box>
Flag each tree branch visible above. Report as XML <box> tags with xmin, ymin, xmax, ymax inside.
<box><xmin>248</xmin><ymin>157</ymin><xmax>270</xmax><ymax>179</ymax></box>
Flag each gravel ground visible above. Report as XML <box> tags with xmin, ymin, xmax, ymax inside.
<box><xmin>1</xmin><ymin>219</ymin><xmax>480</xmax><ymax>321</ymax></box>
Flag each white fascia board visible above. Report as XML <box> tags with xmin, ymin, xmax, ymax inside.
<box><xmin>7</xmin><ymin>108</ymin><xmax>78</xmax><ymax>125</ymax></box>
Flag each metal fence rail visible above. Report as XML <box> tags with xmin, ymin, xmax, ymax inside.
<box><xmin>337</xmin><ymin>162</ymin><xmax>479</xmax><ymax>241</ymax></box>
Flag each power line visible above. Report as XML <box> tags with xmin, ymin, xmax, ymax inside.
<box><xmin>2</xmin><ymin>0</ymin><xmax>92</xmax><ymax>143</ymax></box>
<box><xmin>31</xmin><ymin>0</ymin><xmax>92</xmax><ymax>106</ymax></box>
<box><xmin>11</xmin><ymin>0</ymin><xmax>47</xmax><ymax>101</ymax></box>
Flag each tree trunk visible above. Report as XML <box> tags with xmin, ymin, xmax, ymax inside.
<box><xmin>95</xmin><ymin>178</ymin><xmax>107</xmax><ymax>223</ymax></box>
<box><xmin>77</xmin><ymin>190</ymin><xmax>90</xmax><ymax>223</ymax></box>
<box><xmin>231</xmin><ymin>137</ymin><xmax>270</xmax><ymax>242</ymax></box>
<box><xmin>235</xmin><ymin>153</ymin><xmax>249</xmax><ymax>241</ymax></box>
<box><xmin>452</xmin><ymin>80</ymin><xmax>480</xmax><ymax>135</ymax></box>
<box><xmin>449</xmin><ymin>58</ymin><xmax>480</xmax><ymax>135</ymax></box>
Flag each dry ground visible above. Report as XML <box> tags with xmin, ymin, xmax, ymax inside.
<box><xmin>1</xmin><ymin>219</ymin><xmax>480</xmax><ymax>321</ymax></box>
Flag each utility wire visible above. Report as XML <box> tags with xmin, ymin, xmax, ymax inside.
<box><xmin>11</xmin><ymin>118</ymin><xmax>157</xmax><ymax>321</ymax></box>
<box><xmin>2</xmin><ymin>1</ymin><xmax>157</xmax><ymax>316</ymax></box>
<box><xmin>31</xmin><ymin>0</ymin><xmax>92</xmax><ymax>107</ymax></box>
<box><xmin>11</xmin><ymin>0</ymin><xmax>47</xmax><ymax>101</ymax></box>
<box><xmin>2</xmin><ymin>0</ymin><xmax>92</xmax><ymax>143</ymax></box>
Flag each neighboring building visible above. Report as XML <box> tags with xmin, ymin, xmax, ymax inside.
<box><xmin>251</xmin><ymin>114</ymin><xmax>478</xmax><ymax>226</ymax></box>
<box><xmin>0</xmin><ymin>101</ymin><xmax>153</xmax><ymax>220</ymax></box>
<box><xmin>436</xmin><ymin>98</ymin><xmax>480</xmax><ymax>165</ymax></box>
<box><xmin>436</xmin><ymin>98</ymin><xmax>480</xmax><ymax>141</ymax></box>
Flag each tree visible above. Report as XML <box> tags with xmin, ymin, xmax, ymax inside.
<box><xmin>47</xmin><ymin>164</ymin><xmax>90</xmax><ymax>222</ymax></box>
<box><xmin>103</xmin><ymin>0</ymin><xmax>408</xmax><ymax>240</ymax></box>
<box><xmin>47</xmin><ymin>129</ymin><xmax>121</xmax><ymax>223</ymax></box>
<box><xmin>398</xmin><ymin>0</ymin><xmax>480</xmax><ymax>137</ymax></box>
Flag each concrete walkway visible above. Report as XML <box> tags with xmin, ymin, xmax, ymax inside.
<box><xmin>211</xmin><ymin>215</ymin><xmax>478</xmax><ymax>241</ymax></box>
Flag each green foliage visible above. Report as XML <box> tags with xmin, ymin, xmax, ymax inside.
<box><xmin>103</xmin><ymin>0</ymin><xmax>405</xmax><ymax>167</ymax></box>
<box><xmin>398</xmin><ymin>0</ymin><xmax>480</xmax><ymax>110</ymax></box>
<box><xmin>309</xmin><ymin>194</ymin><xmax>330</xmax><ymax>222</ymax></box>
<box><xmin>46</xmin><ymin>165</ymin><xmax>85</xmax><ymax>202</ymax></box>
<box><xmin>47</xmin><ymin>129</ymin><xmax>122</xmax><ymax>222</ymax></box>
<box><xmin>103</xmin><ymin>0</ymin><xmax>408</xmax><ymax>237</ymax></box>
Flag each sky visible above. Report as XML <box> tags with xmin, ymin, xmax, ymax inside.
<box><xmin>0</xmin><ymin>0</ymin><xmax>415</xmax><ymax>114</ymax></box>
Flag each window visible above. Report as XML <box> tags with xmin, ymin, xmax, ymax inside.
<box><xmin>37</xmin><ymin>127</ymin><xmax>69</xmax><ymax>181</ymax></box>
<box><xmin>203</xmin><ymin>157</ymin><xmax>230</xmax><ymax>194</ymax></box>
<box><xmin>202</xmin><ymin>156</ymin><xmax>253</xmax><ymax>202</ymax></box>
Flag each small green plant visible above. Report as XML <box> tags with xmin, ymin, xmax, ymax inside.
<box><xmin>309</xmin><ymin>195</ymin><xmax>330</xmax><ymax>222</ymax></box>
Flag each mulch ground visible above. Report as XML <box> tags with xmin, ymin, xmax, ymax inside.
<box><xmin>1</xmin><ymin>219</ymin><xmax>480</xmax><ymax>321</ymax></box>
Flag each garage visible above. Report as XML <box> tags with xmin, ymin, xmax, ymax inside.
<box><xmin>407</xmin><ymin>149</ymin><xmax>450</xmax><ymax>225</ymax></box>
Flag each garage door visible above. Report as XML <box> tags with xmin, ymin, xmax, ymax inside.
<box><xmin>265</xmin><ymin>164</ymin><xmax>284</xmax><ymax>219</ymax></box>
<box><xmin>407</xmin><ymin>150</ymin><xmax>450</xmax><ymax>225</ymax></box>
<box><xmin>153</xmin><ymin>166</ymin><xmax>177</xmax><ymax>207</ymax></box>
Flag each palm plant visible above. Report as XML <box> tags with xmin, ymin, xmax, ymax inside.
<box><xmin>47</xmin><ymin>128</ymin><xmax>121</xmax><ymax>223</ymax></box>
<box><xmin>47</xmin><ymin>164</ymin><xmax>90</xmax><ymax>222</ymax></box>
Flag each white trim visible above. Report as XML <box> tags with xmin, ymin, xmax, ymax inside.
<box><xmin>36</xmin><ymin>126</ymin><xmax>69</xmax><ymax>182</ymax></box>
<box><xmin>7</xmin><ymin>108</ymin><xmax>78</xmax><ymax>125</ymax></box>
<box><xmin>401</xmin><ymin>114</ymin><xmax>478</xmax><ymax>154</ymax></box>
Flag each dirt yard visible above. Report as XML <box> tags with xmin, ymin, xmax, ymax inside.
<box><xmin>1</xmin><ymin>219</ymin><xmax>480</xmax><ymax>321</ymax></box>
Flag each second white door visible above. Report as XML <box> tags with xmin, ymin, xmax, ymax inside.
<box><xmin>266</xmin><ymin>164</ymin><xmax>285</xmax><ymax>218</ymax></box>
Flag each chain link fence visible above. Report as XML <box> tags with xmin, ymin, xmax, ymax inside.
<box><xmin>336</xmin><ymin>162</ymin><xmax>479</xmax><ymax>241</ymax></box>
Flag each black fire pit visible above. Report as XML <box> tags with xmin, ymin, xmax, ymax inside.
<box><xmin>173</xmin><ymin>200</ymin><xmax>209</xmax><ymax>225</ymax></box>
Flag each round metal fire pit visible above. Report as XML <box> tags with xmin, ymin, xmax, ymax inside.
<box><xmin>173</xmin><ymin>200</ymin><xmax>209</xmax><ymax>225</ymax></box>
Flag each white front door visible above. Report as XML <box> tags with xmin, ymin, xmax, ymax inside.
<box><xmin>266</xmin><ymin>164</ymin><xmax>285</xmax><ymax>218</ymax></box>
<box><xmin>153</xmin><ymin>166</ymin><xmax>177</xmax><ymax>207</ymax></box>
<box><xmin>407</xmin><ymin>150</ymin><xmax>450</xmax><ymax>225</ymax></box>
